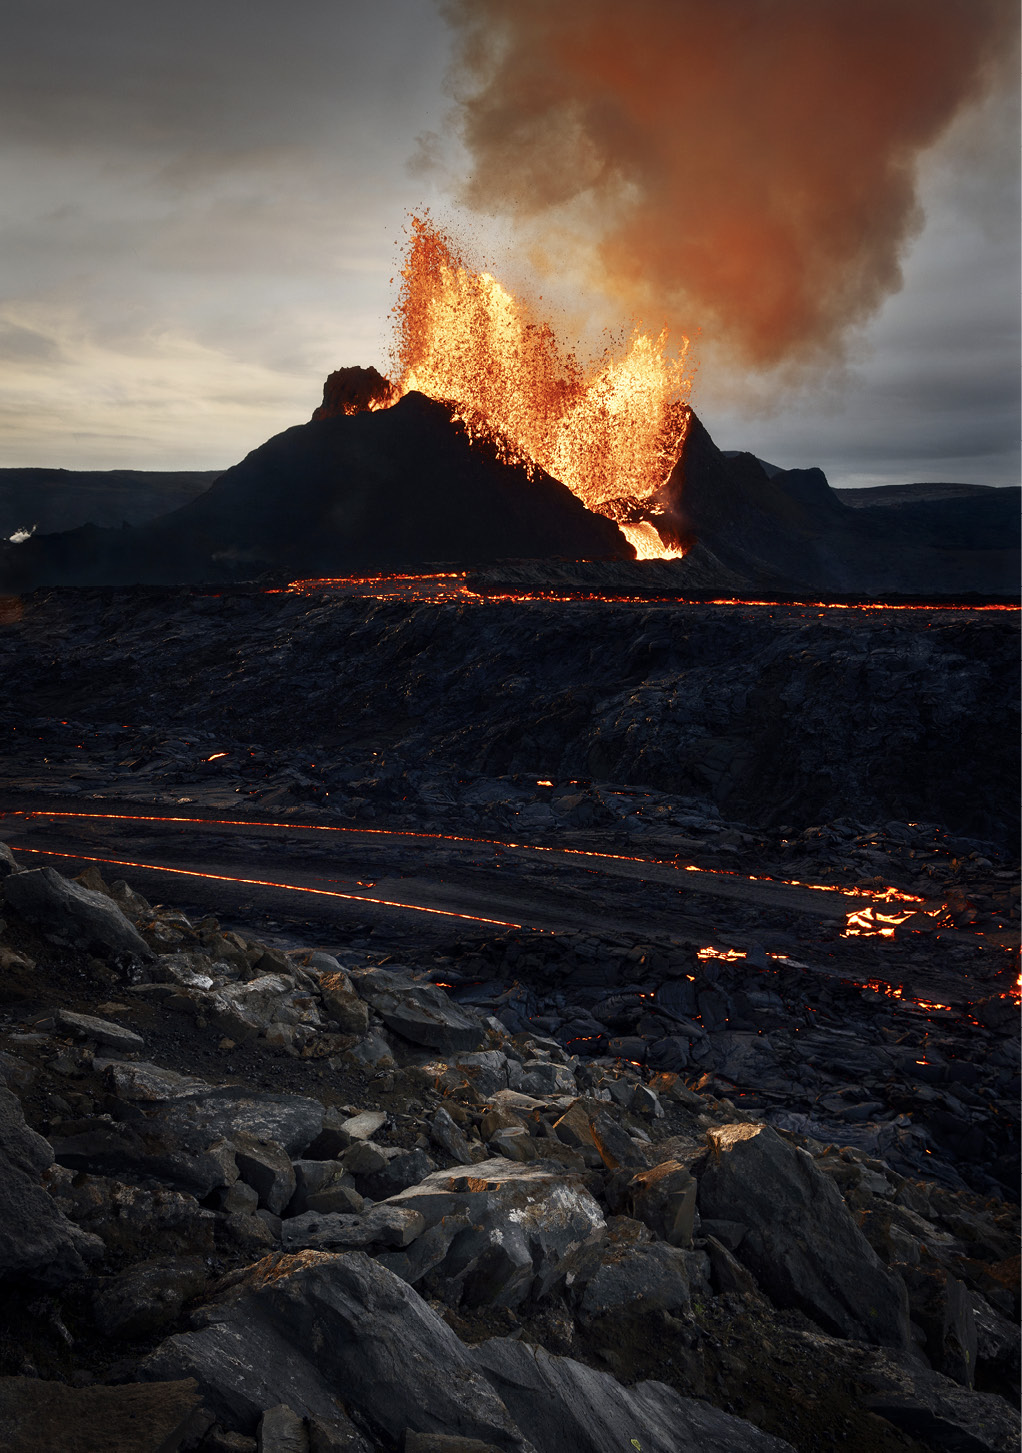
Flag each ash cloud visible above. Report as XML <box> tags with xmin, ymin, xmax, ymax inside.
<box><xmin>440</xmin><ymin>0</ymin><xmax>1018</xmax><ymax>371</ymax></box>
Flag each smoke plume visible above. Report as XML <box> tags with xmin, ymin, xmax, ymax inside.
<box><xmin>439</xmin><ymin>0</ymin><xmax>1017</xmax><ymax>370</ymax></box>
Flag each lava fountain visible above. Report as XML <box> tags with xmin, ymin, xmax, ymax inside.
<box><xmin>390</xmin><ymin>216</ymin><xmax>693</xmax><ymax>560</ymax></box>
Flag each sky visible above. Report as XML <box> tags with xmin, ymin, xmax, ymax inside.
<box><xmin>0</xmin><ymin>0</ymin><xmax>1017</xmax><ymax>490</ymax></box>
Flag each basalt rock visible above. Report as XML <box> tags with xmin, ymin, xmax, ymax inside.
<box><xmin>698</xmin><ymin>1122</ymin><xmax>911</xmax><ymax>1348</ymax></box>
<box><xmin>3</xmin><ymin>867</ymin><xmax>152</xmax><ymax>960</ymax></box>
<box><xmin>468</xmin><ymin>1337</ymin><xmax>796</xmax><ymax>1453</ymax></box>
<box><xmin>0</xmin><ymin>1086</ymin><xmax>103</xmax><ymax>1285</ymax></box>
<box><xmin>141</xmin><ymin>1251</ymin><xmax>537</xmax><ymax>1450</ymax></box>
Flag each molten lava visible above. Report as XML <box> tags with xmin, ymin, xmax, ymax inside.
<box><xmin>391</xmin><ymin>217</ymin><xmax>693</xmax><ymax>560</ymax></box>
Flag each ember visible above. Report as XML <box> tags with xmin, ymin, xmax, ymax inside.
<box><xmin>390</xmin><ymin>216</ymin><xmax>692</xmax><ymax>559</ymax></box>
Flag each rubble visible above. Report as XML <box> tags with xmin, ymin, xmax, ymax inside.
<box><xmin>0</xmin><ymin>581</ymin><xmax>1016</xmax><ymax>1451</ymax></box>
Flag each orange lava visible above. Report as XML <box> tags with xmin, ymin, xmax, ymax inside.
<box><xmin>391</xmin><ymin>216</ymin><xmax>692</xmax><ymax>560</ymax></box>
<box><xmin>3</xmin><ymin>808</ymin><xmax>936</xmax><ymax>912</ymax></box>
<box><xmin>276</xmin><ymin>575</ymin><xmax>1019</xmax><ymax>612</ymax></box>
<box><xmin>12</xmin><ymin>845</ymin><xmax>524</xmax><ymax>930</ymax></box>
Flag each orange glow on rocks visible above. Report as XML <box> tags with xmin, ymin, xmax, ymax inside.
<box><xmin>391</xmin><ymin>216</ymin><xmax>692</xmax><ymax>559</ymax></box>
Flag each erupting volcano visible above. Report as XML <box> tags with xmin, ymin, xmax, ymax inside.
<box><xmin>389</xmin><ymin>216</ymin><xmax>693</xmax><ymax>560</ymax></box>
<box><xmin>1</xmin><ymin>217</ymin><xmax>1018</xmax><ymax>598</ymax></box>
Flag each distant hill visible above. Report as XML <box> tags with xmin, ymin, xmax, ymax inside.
<box><xmin>1</xmin><ymin>389</ymin><xmax>1016</xmax><ymax>598</ymax></box>
<box><xmin>0</xmin><ymin>393</ymin><xmax>628</xmax><ymax>590</ymax></box>
<box><xmin>0</xmin><ymin>468</ymin><xmax>221</xmax><ymax>539</ymax></box>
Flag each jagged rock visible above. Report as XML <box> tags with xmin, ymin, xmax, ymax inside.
<box><xmin>568</xmin><ymin>1229</ymin><xmax>692</xmax><ymax>1321</ymax></box>
<box><xmin>381</xmin><ymin>1158</ymin><xmax>605</xmax><ymax>1308</ymax></box>
<box><xmin>357</xmin><ymin>1147</ymin><xmax>435</xmax><ymax>1201</ymax></box>
<box><xmin>97</xmin><ymin>1061</ymin><xmax>324</xmax><ymax>1154</ymax></box>
<box><xmin>281</xmin><ymin>1203</ymin><xmax>426</xmax><ymax>1251</ymax></box>
<box><xmin>551</xmin><ymin>1100</ymin><xmax>605</xmax><ymax>1169</ymax></box>
<box><xmin>469</xmin><ymin>1337</ymin><xmax>796</xmax><ymax>1452</ymax></box>
<box><xmin>698</xmin><ymin>1122</ymin><xmax>910</xmax><ymax>1348</ymax></box>
<box><xmin>0</xmin><ymin>1376</ymin><xmax>211</xmax><ymax>1453</ymax></box>
<box><xmin>48</xmin><ymin>1162</ymin><xmax>214</xmax><ymax>1244</ymax></box>
<box><xmin>50</xmin><ymin>1116</ymin><xmax>239</xmax><ymax>1200</ymax></box>
<box><xmin>258</xmin><ymin>1405</ymin><xmax>308</xmax><ymax>1453</ymax></box>
<box><xmin>204</xmin><ymin>974</ymin><xmax>321</xmax><ymax>1041</ymax></box>
<box><xmin>507</xmin><ymin>1060</ymin><xmax>576</xmax><ymax>1097</ymax></box>
<box><xmin>287</xmin><ymin>1160</ymin><xmax>361</xmax><ymax>1217</ymax></box>
<box><xmin>587</xmin><ymin>1109</ymin><xmax>651</xmax><ymax>1172</ymax></box>
<box><xmin>902</xmin><ymin>1264</ymin><xmax>978</xmax><ymax>1387</ymax></box>
<box><xmin>235</xmin><ymin>1136</ymin><xmax>297</xmax><ymax>1216</ymax></box>
<box><xmin>332</xmin><ymin>1109</ymin><xmax>388</xmax><ymax>1145</ymax></box>
<box><xmin>0</xmin><ymin>1086</ymin><xmax>102</xmax><ymax>1285</ymax></box>
<box><xmin>349</xmin><ymin>968</ymin><xmax>485</xmax><ymax>1053</ymax></box>
<box><xmin>490</xmin><ymin>1126</ymin><xmax>541</xmax><ymax>1162</ymax></box>
<box><xmin>307</xmin><ymin>1412</ymin><xmax>375</xmax><ymax>1453</ymax></box>
<box><xmin>91</xmin><ymin>1255</ymin><xmax>209</xmax><ymax>1337</ymax></box>
<box><xmin>430</xmin><ymin>1105</ymin><xmax>483</xmax><ymax>1165</ymax></box>
<box><xmin>55</xmin><ymin>1009</ymin><xmax>145</xmax><ymax>1053</ymax></box>
<box><xmin>846</xmin><ymin>1342</ymin><xmax>1022</xmax><ymax>1453</ymax></box>
<box><xmin>318</xmin><ymin>973</ymin><xmax>370</xmax><ymax>1036</ymax></box>
<box><xmin>0</xmin><ymin>842</ymin><xmax>19</xmax><ymax>876</ymax></box>
<box><xmin>3</xmin><ymin>866</ymin><xmax>152</xmax><ymax>958</ymax></box>
<box><xmin>627</xmin><ymin>1159</ymin><xmax>698</xmax><ymax>1247</ymax></box>
<box><xmin>141</xmin><ymin>1250</ymin><xmax>537</xmax><ymax>1448</ymax></box>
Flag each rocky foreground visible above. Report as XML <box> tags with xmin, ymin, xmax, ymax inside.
<box><xmin>0</xmin><ymin>838</ymin><xmax>1018</xmax><ymax>1453</ymax></box>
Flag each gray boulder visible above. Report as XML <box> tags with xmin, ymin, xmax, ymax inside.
<box><xmin>141</xmin><ymin>1250</ymin><xmax>537</xmax><ymax>1449</ymax></box>
<box><xmin>627</xmin><ymin>1159</ymin><xmax>698</xmax><ymax>1246</ymax></box>
<box><xmin>469</xmin><ymin>1338</ymin><xmax>796</xmax><ymax>1452</ymax></box>
<box><xmin>349</xmin><ymin>968</ymin><xmax>485</xmax><ymax>1053</ymax></box>
<box><xmin>56</xmin><ymin>1008</ymin><xmax>145</xmax><ymax>1053</ymax></box>
<box><xmin>698</xmin><ymin>1123</ymin><xmax>910</xmax><ymax>1348</ymax></box>
<box><xmin>235</xmin><ymin>1136</ymin><xmax>297</xmax><ymax>1216</ymax></box>
<box><xmin>0</xmin><ymin>1086</ymin><xmax>102</xmax><ymax>1285</ymax></box>
<box><xmin>380</xmin><ymin>1158</ymin><xmax>606</xmax><ymax>1307</ymax></box>
<box><xmin>91</xmin><ymin>1255</ymin><xmax>209</xmax><ymax>1337</ymax></box>
<box><xmin>100</xmin><ymin>1061</ymin><xmax>325</xmax><ymax>1154</ymax></box>
<box><xmin>3</xmin><ymin>866</ymin><xmax>152</xmax><ymax>958</ymax></box>
<box><xmin>281</xmin><ymin>1204</ymin><xmax>426</xmax><ymax>1251</ymax></box>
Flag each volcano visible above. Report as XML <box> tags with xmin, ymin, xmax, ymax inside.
<box><xmin>0</xmin><ymin>390</ymin><xmax>631</xmax><ymax>591</ymax></box>
<box><xmin>3</xmin><ymin>377</ymin><xmax>1016</xmax><ymax>598</ymax></box>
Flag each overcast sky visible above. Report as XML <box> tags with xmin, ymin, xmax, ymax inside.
<box><xmin>0</xmin><ymin>0</ymin><xmax>1017</xmax><ymax>489</ymax></box>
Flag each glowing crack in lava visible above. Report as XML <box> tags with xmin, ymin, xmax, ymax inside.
<box><xmin>391</xmin><ymin>216</ymin><xmax>693</xmax><ymax>560</ymax></box>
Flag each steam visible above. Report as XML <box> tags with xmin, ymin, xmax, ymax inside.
<box><xmin>438</xmin><ymin>0</ymin><xmax>1017</xmax><ymax>370</ymax></box>
<box><xmin>9</xmin><ymin>524</ymin><xmax>36</xmax><ymax>545</ymax></box>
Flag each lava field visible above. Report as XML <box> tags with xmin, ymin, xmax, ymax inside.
<box><xmin>0</xmin><ymin>574</ymin><xmax>1017</xmax><ymax>1453</ymax></box>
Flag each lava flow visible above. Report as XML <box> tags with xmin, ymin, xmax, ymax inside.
<box><xmin>277</xmin><ymin>574</ymin><xmax>1019</xmax><ymax>612</ymax></box>
<box><xmin>3</xmin><ymin>807</ymin><xmax>950</xmax><ymax>940</ymax></box>
<box><xmin>391</xmin><ymin>216</ymin><xmax>693</xmax><ymax>560</ymax></box>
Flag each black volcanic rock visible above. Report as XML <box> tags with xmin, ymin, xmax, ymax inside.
<box><xmin>0</xmin><ymin>393</ymin><xmax>629</xmax><ymax>590</ymax></box>
<box><xmin>640</xmin><ymin>415</ymin><xmax>1019</xmax><ymax>597</ymax></box>
<box><xmin>312</xmin><ymin>364</ymin><xmax>394</xmax><ymax>420</ymax></box>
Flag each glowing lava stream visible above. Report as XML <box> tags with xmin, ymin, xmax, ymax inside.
<box><xmin>279</xmin><ymin>575</ymin><xmax>1019</xmax><ymax>611</ymax></box>
<box><xmin>11</xmin><ymin>846</ymin><xmax>524</xmax><ymax>931</ymax></box>
<box><xmin>3</xmin><ymin>807</ymin><xmax>936</xmax><ymax>936</ymax></box>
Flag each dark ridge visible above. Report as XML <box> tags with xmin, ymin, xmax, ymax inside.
<box><xmin>0</xmin><ymin>468</ymin><xmax>221</xmax><ymax>538</ymax></box>
<box><xmin>0</xmin><ymin>392</ymin><xmax>630</xmax><ymax>590</ymax></box>
<box><xmin>638</xmin><ymin>414</ymin><xmax>1020</xmax><ymax>597</ymax></box>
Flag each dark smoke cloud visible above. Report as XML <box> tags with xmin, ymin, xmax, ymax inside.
<box><xmin>440</xmin><ymin>0</ymin><xmax>1018</xmax><ymax>369</ymax></box>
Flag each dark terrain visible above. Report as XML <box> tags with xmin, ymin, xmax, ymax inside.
<box><xmin>0</xmin><ymin>468</ymin><xmax>220</xmax><ymax>540</ymax></box>
<box><xmin>0</xmin><ymin>570</ymin><xmax>1018</xmax><ymax>1451</ymax></box>
<box><xmin>1</xmin><ymin>381</ymin><xmax>1017</xmax><ymax>597</ymax></box>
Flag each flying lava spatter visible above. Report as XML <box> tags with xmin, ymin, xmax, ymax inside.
<box><xmin>390</xmin><ymin>216</ymin><xmax>692</xmax><ymax>560</ymax></box>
